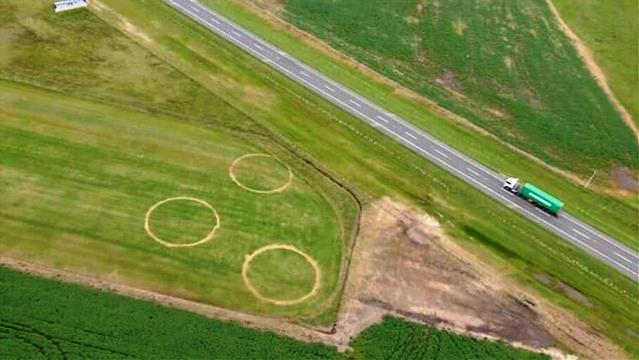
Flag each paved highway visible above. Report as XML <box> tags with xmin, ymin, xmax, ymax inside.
<box><xmin>167</xmin><ymin>0</ymin><xmax>638</xmax><ymax>280</ymax></box>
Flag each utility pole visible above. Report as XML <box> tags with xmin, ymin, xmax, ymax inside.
<box><xmin>583</xmin><ymin>170</ymin><xmax>597</xmax><ymax>189</ymax></box>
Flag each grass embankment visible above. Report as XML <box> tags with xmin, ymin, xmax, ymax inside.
<box><xmin>552</xmin><ymin>0</ymin><xmax>638</xmax><ymax>124</ymax></box>
<box><xmin>280</xmin><ymin>0</ymin><xmax>637</xmax><ymax>175</ymax></box>
<box><xmin>0</xmin><ymin>267</ymin><xmax>549</xmax><ymax>359</ymax></box>
<box><xmin>199</xmin><ymin>0</ymin><xmax>639</xmax><ymax>250</ymax></box>
<box><xmin>90</xmin><ymin>0</ymin><xmax>639</xmax><ymax>355</ymax></box>
<box><xmin>0</xmin><ymin>0</ymin><xmax>637</xmax><ymax>355</ymax></box>
<box><xmin>0</xmin><ymin>1</ymin><xmax>258</xmax><ymax>133</ymax></box>
<box><xmin>0</xmin><ymin>79</ymin><xmax>354</xmax><ymax>322</ymax></box>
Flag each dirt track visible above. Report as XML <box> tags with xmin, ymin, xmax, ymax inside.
<box><xmin>0</xmin><ymin>198</ymin><xmax>629</xmax><ymax>359</ymax></box>
<box><xmin>545</xmin><ymin>0</ymin><xmax>637</xmax><ymax>139</ymax></box>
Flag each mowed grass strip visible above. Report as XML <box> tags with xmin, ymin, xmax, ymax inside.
<box><xmin>93</xmin><ymin>1</ymin><xmax>639</xmax><ymax>355</ymax></box>
<box><xmin>0</xmin><ymin>0</ymin><xmax>259</xmax><ymax>133</ymax></box>
<box><xmin>195</xmin><ymin>0</ymin><xmax>638</xmax><ymax>248</ymax></box>
<box><xmin>281</xmin><ymin>0</ymin><xmax>638</xmax><ymax>175</ymax></box>
<box><xmin>0</xmin><ymin>80</ymin><xmax>351</xmax><ymax>320</ymax></box>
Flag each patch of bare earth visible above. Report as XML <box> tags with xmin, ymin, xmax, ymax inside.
<box><xmin>0</xmin><ymin>198</ymin><xmax>628</xmax><ymax>359</ymax></box>
<box><xmin>334</xmin><ymin>197</ymin><xmax>628</xmax><ymax>360</ymax></box>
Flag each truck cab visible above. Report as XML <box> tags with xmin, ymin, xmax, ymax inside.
<box><xmin>502</xmin><ymin>177</ymin><xmax>520</xmax><ymax>193</ymax></box>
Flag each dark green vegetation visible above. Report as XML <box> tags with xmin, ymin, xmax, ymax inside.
<box><xmin>352</xmin><ymin>317</ymin><xmax>548</xmax><ymax>360</ymax></box>
<box><xmin>0</xmin><ymin>267</ymin><xmax>548</xmax><ymax>360</ymax></box>
<box><xmin>200</xmin><ymin>0</ymin><xmax>638</xmax><ymax>251</ymax></box>
<box><xmin>0</xmin><ymin>267</ymin><xmax>340</xmax><ymax>359</ymax></box>
<box><xmin>0</xmin><ymin>0</ymin><xmax>637</xmax><ymax>357</ymax></box>
<box><xmin>109</xmin><ymin>0</ymin><xmax>638</xmax><ymax>354</ymax></box>
<box><xmin>0</xmin><ymin>79</ymin><xmax>353</xmax><ymax>321</ymax></box>
<box><xmin>553</xmin><ymin>0</ymin><xmax>638</xmax><ymax>123</ymax></box>
<box><xmin>282</xmin><ymin>0</ymin><xmax>638</xmax><ymax>174</ymax></box>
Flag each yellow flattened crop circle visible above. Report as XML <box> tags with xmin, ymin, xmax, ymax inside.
<box><xmin>242</xmin><ymin>244</ymin><xmax>321</xmax><ymax>306</ymax></box>
<box><xmin>229</xmin><ymin>153</ymin><xmax>293</xmax><ymax>194</ymax></box>
<box><xmin>144</xmin><ymin>196</ymin><xmax>220</xmax><ymax>248</ymax></box>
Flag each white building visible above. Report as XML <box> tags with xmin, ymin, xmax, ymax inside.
<box><xmin>53</xmin><ymin>0</ymin><xmax>88</xmax><ymax>13</ymax></box>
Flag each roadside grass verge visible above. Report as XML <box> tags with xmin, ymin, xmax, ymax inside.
<box><xmin>89</xmin><ymin>0</ymin><xmax>639</xmax><ymax>355</ymax></box>
<box><xmin>0</xmin><ymin>266</ymin><xmax>549</xmax><ymax>359</ymax></box>
<box><xmin>0</xmin><ymin>79</ymin><xmax>355</xmax><ymax>321</ymax></box>
<box><xmin>552</xmin><ymin>0</ymin><xmax>638</xmax><ymax>124</ymax></box>
<box><xmin>0</xmin><ymin>0</ymin><xmax>258</xmax><ymax>133</ymax></box>
<box><xmin>280</xmin><ymin>0</ymin><xmax>637</xmax><ymax>175</ymax></box>
<box><xmin>197</xmin><ymin>0</ymin><xmax>639</xmax><ymax>250</ymax></box>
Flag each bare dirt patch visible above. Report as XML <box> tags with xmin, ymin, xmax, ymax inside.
<box><xmin>242</xmin><ymin>244</ymin><xmax>321</xmax><ymax>306</ymax></box>
<box><xmin>453</xmin><ymin>18</ymin><xmax>468</xmax><ymax>36</ymax></box>
<box><xmin>610</xmin><ymin>167</ymin><xmax>639</xmax><ymax>192</ymax></box>
<box><xmin>333</xmin><ymin>197</ymin><xmax>628</xmax><ymax>359</ymax></box>
<box><xmin>1</xmin><ymin>198</ymin><xmax>627</xmax><ymax>359</ymax></box>
<box><xmin>90</xmin><ymin>0</ymin><xmax>152</xmax><ymax>44</ymax></box>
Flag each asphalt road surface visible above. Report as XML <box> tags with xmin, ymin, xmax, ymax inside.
<box><xmin>167</xmin><ymin>0</ymin><xmax>638</xmax><ymax>281</ymax></box>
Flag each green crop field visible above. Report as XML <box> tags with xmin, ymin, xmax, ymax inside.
<box><xmin>0</xmin><ymin>266</ymin><xmax>547</xmax><ymax>359</ymax></box>
<box><xmin>197</xmin><ymin>0</ymin><xmax>639</xmax><ymax>250</ymax></box>
<box><xmin>0</xmin><ymin>79</ymin><xmax>356</xmax><ymax>321</ymax></box>
<box><xmin>352</xmin><ymin>316</ymin><xmax>548</xmax><ymax>360</ymax></box>
<box><xmin>98</xmin><ymin>1</ymin><xmax>638</xmax><ymax>355</ymax></box>
<box><xmin>281</xmin><ymin>0</ymin><xmax>638</xmax><ymax>176</ymax></box>
<box><xmin>553</xmin><ymin>0</ymin><xmax>638</xmax><ymax>124</ymax></box>
<box><xmin>0</xmin><ymin>266</ymin><xmax>342</xmax><ymax>359</ymax></box>
<box><xmin>1</xmin><ymin>0</ymin><xmax>638</xmax><ymax>357</ymax></box>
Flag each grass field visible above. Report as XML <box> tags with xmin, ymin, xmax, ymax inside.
<box><xmin>90</xmin><ymin>0</ymin><xmax>639</xmax><ymax>355</ymax></box>
<box><xmin>280</xmin><ymin>0</ymin><xmax>638</xmax><ymax>175</ymax></box>
<box><xmin>0</xmin><ymin>0</ymin><xmax>262</xmax><ymax>133</ymax></box>
<box><xmin>0</xmin><ymin>266</ymin><xmax>342</xmax><ymax>359</ymax></box>
<box><xmin>552</xmin><ymin>0</ymin><xmax>638</xmax><ymax>124</ymax></box>
<box><xmin>1</xmin><ymin>0</ymin><xmax>638</xmax><ymax>356</ymax></box>
<box><xmin>0</xmin><ymin>266</ymin><xmax>548</xmax><ymax>359</ymax></box>
<box><xmin>197</xmin><ymin>0</ymin><xmax>639</xmax><ymax>250</ymax></box>
<box><xmin>0</xmin><ymin>79</ymin><xmax>356</xmax><ymax>321</ymax></box>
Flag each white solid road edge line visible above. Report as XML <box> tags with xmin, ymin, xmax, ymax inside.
<box><xmin>564</xmin><ymin>215</ymin><xmax>638</xmax><ymax>258</ymax></box>
<box><xmin>168</xmin><ymin>0</ymin><xmax>638</xmax><ymax>278</ymax></box>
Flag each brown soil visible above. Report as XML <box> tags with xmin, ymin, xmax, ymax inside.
<box><xmin>0</xmin><ymin>198</ymin><xmax>628</xmax><ymax>359</ymax></box>
<box><xmin>610</xmin><ymin>167</ymin><xmax>639</xmax><ymax>192</ymax></box>
<box><xmin>545</xmin><ymin>0</ymin><xmax>638</xmax><ymax>139</ymax></box>
<box><xmin>334</xmin><ymin>198</ymin><xmax>628</xmax><ymax>359</ymax></box>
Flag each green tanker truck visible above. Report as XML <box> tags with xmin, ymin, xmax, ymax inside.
<box><xmin>502</xmin><ymin>178</ymin><xmax>564</xmax><ymax>215</ymax></box>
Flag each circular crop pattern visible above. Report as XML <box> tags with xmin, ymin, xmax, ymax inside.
<box><xmin>144</xmin><ymin>197</ymin><xmax>220</xmax><ymax>248</ymax></box>
<box><xmin>229</xmin><ymin>153</ymin><xmax>293</xmax><ymax>194</ymax></box>
<box><xmin>242</xmin><ymin>244</ymin><xmax>321</xmax><ymax>306</ymax></box>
